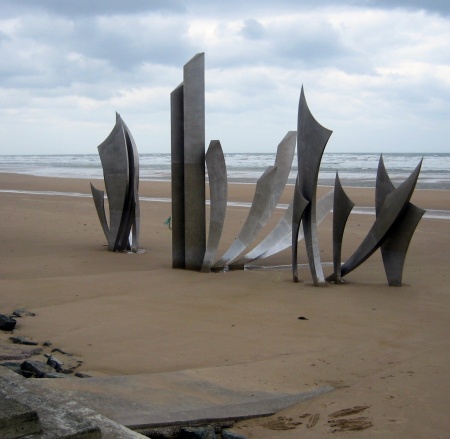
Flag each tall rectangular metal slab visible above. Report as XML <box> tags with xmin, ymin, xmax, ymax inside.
<box><xmin>183</xmin><ymin>53</ymin><xmax>206</xmax><ymax>270</ymax></box>
<box><xmin>171</xmin><ymin>83</ymin><xmax>186</xmax><ymax>268</ymax></box>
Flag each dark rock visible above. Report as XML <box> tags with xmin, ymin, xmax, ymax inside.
<box><xmin>43</xmin><ymin>340</ymin><xmax>52</xmax><ymax>346</ymax></box>
<box><xmin>211</xmin><ymin>421</ymin><xmax>234</xmax><ymax>431</ymax></box>
<box><xmin>51</xmin><ymin>347</ymin><xmax>70</xmax><ymax>355</ymax></box>
<box><xmin>221</xmin><ymin>430</ymin><xmax>248</xmax><ymax>439</ymax></box>
<box><xmin>21</xmin><ymin>360</ymin><xmax>65</xmax><ymax>378</ymax></box>
<box><xmin>141</xmin><ymin>426</ymin><xmax>181</xmax><ymax>438</ymax></box>
<box><xmin>0</xmin><ymin>314</ymin><xmax>16</xmax><ymax>331</ymax></box>
<box><xmin>180</xmin><ymin>425</ymin><xmax>216</xmax><ymax>438</ymax></box>
<box><xmin>42</xmin><ymin>372</ymin><xmax>65</xmax><ymax>378</ymax></box>
<box><xmin>12</xmin><ymin>308</ymin><xmax>36</xmax><ymax>317</ymax></box>
<box><xmin>0</xmin><ymin>345</ymin><xmax>43</xmax><ymax>361</ymax></box>
<box><xmin>0</xmin><ymin>362</ymin><xmax>23</xmax><ymax>375</ymax></box>
<box><xmin>74</xmin><ymin>372</ymin><xmax>92</xmax><ymax>378</ymax></box>
<box><xmin>44</xmin><ymin>352</ymin><xmax>82</xmax><ymax>374</ymax></box>
<box><xmin>139</xmin><ymin>424</ymin><xmax>239</xmax><ymax>439</ymax></box>
<box><xmin>9</xmin><ymin>335</ymin><xmax>39</xmax><ymax>345</ymax></box>
<box><xmin>46</xmin><ymin>354</ymin><xmax>64</xmax><ymax>372</ymax></box>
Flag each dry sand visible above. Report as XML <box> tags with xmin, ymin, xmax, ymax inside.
<box><xmin>1</xmin><ymin>172</ymin><xmax>449</xmax><ymax>438</ymax></box>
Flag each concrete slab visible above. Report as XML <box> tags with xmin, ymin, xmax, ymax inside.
<box><xmin>0</xmin><ymin>367</ymin><xmax>146</xmax><ymax>438</ymax></box>
<box><xmin>0</xmin><ymin>397</ymin><xmax>41</xmax><ymax>439</ymax></box>
<box><xmin>40</xmin><ymin>365</ymin><xmax>334</xmax><ymax>430</ymax></box>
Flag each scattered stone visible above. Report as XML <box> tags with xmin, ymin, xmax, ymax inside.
<box><xmin>12</xmin><ymin>308</ymin><xmax>36</xmax><ymax>317</ymax></box>
<box><xmin>44</xmin><ymin>352</ymin><xmax>83</xmax><ymax>374</ymax></box>
<box><xmin>42</xmin><ymin>372</ymin><xmax>67</xmax><ymax>379</ymax></box>
<box><xmin>21</xmin><ymin>360</ymin><xmax>65</xmax><ymax>378</ymax></box>
<box><xmin>222</xmin><ymin>430</ymin><xmax>248</xmax><ymax>439</ymax></box>
<box><xmin>0</xmin><ymin>345</ymin><xmax>43</xmax><ymax>361</ymax></box>
<box><xmin>21</xmin><ymin>360</ymin><xmax>52</xmax><ymax>378</ymax></box>
<box><xmin>211</xmin><ymin>421</ymin><xmax>234</xmax><ymax>432</ymax></box>
<box><xmin>180</xmin><ymin>425</ymin><xmax>216</xmax><ymax>438</ymax></box>
<box><xmin>51</xmin><ymin>347</ymin><xmax>69</xmax><ymax>355</ymax></box>
<box><xmin>74</xmin><ymin>372</ymin><xmax>92</xmax><ymax>378</ymax></box>
<box><xmin>140</xmin><ymin>426</ymin><xmax>181</xmax><ymax>438</ymax></box>
<box><xmin>137</xmin><ymin>423</ymin><xmax>236</xmax><ymax>439</ymax></box>
<box><xmin>43</xmin><ymin>340</ymin><xmax>52</xmax><ymax>347</ymax></box>
<box><xmin>298</xmin><ymin>316</ymin><xmax>308</xmax><ymax>320</ymax></box>
<box><xmin>46</xmin><ymin>354</ymin><xmax>64</xmax><ymax>372</ymax></box>
<box><xmin>0</xmin><ymin>314</ymin><xmax>16</xmax><ymax>331</ymax></box>
<box><xmin>9</xmin><ymin>335</ymin><xmax>39</xmax><ymax>346</ymax></box>
<box><xmin>0</xmin><ymin>362</ymin><xmax>23</xmax><ymax>375</ymax></box>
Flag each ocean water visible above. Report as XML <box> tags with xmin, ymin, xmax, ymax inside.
<box><xmin>0</xmin><ymin>152</ymin><xmax>449</xmax><ymax>190</ymax></box>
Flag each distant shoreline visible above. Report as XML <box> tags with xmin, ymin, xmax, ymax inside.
<box><xmin>0</xmin><ymin>170</ymin><xmax>449</xmax><ymax>191</ymax></box>
<box><xmin>1</xmin><ymin>152</ymin><xmax>449</xmax><ymax>190</ymax></box>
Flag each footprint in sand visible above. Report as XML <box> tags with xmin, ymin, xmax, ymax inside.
<box><xmin>328</xmin><ymin>405</ymin><xmax>370</xmax><ymax>418</ymax></box>
<box><xmin>328</xmin><ymin>405</ymin><xmax>373</xmax><ymax>433</ymax></box>
<box><xmin>306</xmin><ymin>413</ymin><xmax>320</xmax><ymax>429</ymax></box>
<box><xmin>261</xmin><ymin>416</ymin><xmax>302</xmax><ymax>431</ymax></box>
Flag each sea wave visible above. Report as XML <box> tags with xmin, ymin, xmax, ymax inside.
<box><xmin>1</xmin><ymin>153</ymin><xmax>449</xmax><ymax>190</ymax></box>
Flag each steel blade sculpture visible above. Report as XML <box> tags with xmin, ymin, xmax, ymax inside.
<box><xmin>201</xmin><ymin>140</ymin><xmax>228</xmax><ymax>273</ymax></box>
<box><xmin>169</xmin><ymin>53</ymin><xmax>424</xmax><ymax>286</ymax></box>
<box><xmin>212</xmin><ymin>131</ymin><xmax>296</xmax><ymax>271</ymax></box>
<box><xmin>229</xmin><ymin>191</ymin><xmax>334</xmax><ymax>269</ymax></box>
<box><xmin>292</xmin><ymin>87</ymin><xmax>332</xmax><ymax>286</ymax></box>
<box><xmin>375</xmin><ymin>156</ymin><xmax>425</xmax><ymax>286</ymax></box>
<box><xmin>331</xmin><ymin>173</ymin><xmax>355</xmax><ymax>283</ymax></box>
<box><xmin>91</xmin><ymin>113</ymin><xmax>140</xmax><ymax>252</ymax></box>
<box><xmin>171</xmin><ymin>53</ymin><xmax>206</xmax><ymax>270</ymax></box>
<box><xmin>326</xmin><ymin>157</ymin><xmax>423</xmax><ymax>284</ymax></box>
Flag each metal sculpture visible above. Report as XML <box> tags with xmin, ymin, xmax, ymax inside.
<box><xmin>201</xmin><ymin>140</ymin><xmax>228</xmax><ymax>273</ymax></box>
<box><xmin>169</xmin><ymin>54</ymin><xmax>424</xmax><ymax>285</ymax></box>
<box><xmin>375</xmin><ymin>156</ymin><xmax>425</xmax><ymax>286</ymax></box>
<box><xmin>326</xmin><ymin>158</ymin><xmax>423</xmax><ymax>282</ymax></box>
<box><xmin>229</xmin><ymin>191</ymin><xmax>334</xmax><ymax>269</ymax></box>
<box><xmin>171</xmin><ymin>83</ymin><xmax>185</xmax><ymax>268</ymax></box>
<box><xmin>171</xmin><ymin>53</ymin><xmax>206</xmax><ymax>270</ymax></box>
<box><xmin>212</xmin><ymin>131</ymin><xmax>296</xmax><ymax>271</ymax></box>
<box><xmin>90</xmin><ymin>113</ymin><xmax>140</xmax><ymax>252</ymax></box>
<box><xmin>212</xmin><ymin>166</ymin><xmax>278</xmax><ymax>271</ymax></box>
<box><xmin>292</xmin><ymin>86</ymin><xmax>332</xmax><ymax>285</ymax></box>
<box><xmin>292</xmin><ymin>178</ymin><xmax>310</xmax><ymax>283</ymax></box>
<box><xmin>331</xmin><ymin>173</ymin><xmax>355</xmax><ymax>283</ymax></box>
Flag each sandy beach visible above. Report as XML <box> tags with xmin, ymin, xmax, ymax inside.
<box><xmin>1</xmin><ymin>172</ymin><xmax>450</xmax><ymax>438</ymax></box>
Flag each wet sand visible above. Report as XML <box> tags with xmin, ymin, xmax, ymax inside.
<box><xmin>1</xmin><ymin>172</ymin><xmax>449</xmax><ymax>437</ymax></box>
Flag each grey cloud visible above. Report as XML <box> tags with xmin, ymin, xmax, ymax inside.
<box><xmin>241</xmin><ymin>19</ymin><xmax>266</xmax><ymax>40</ymax></box>
<box><xmin>0</xmin><ymin>11</ymin><xmax>193</xmax><ymax>91</ymax></box>
<box><xmin>0</xmin><ymin>0</ymin><xmax>186</xmax><ymax>17</ymax></box>
<box><xmin>365</xmin><ymin>0</ymin><xmax>450</xmax><ymax>16</ymax></box>
<box><xmin>3</xmin><ymin>0</ymin><xmax>448</xmax><ymax>20</ymax></box>
<box><xmin>208</xmin><ymin>18</ymin><xmax>360</xmax><ymax>74</ymax></box>
<box><xmin>274</xmin><ymin>28</ymin><xmax>353</xmax><ymax>69</ymax></box>
<box><xmin>69</xmin><ymin>17</ymin><xmax>192</xmax><ymax>70</ymax></box>
<box><xmin>187</xmin><ymin>0</ymin><xmax>450</xmax><ymax>17</ymax></box>
<box><xmin>382</xmin><ymin>76</ymin><xmax>450</xmax><ymax>120</ymax></box>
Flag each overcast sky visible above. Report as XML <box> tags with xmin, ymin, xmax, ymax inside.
<box><xmin>0</xmin><ymin>0</ymin><xmax>449</xmax><ymax>155</ymax></box>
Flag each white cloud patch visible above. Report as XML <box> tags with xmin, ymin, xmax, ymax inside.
<box><xmin>0</xmin><ymin>2</ymin><xmax>449</xmax><ymax>154</ymax></box>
